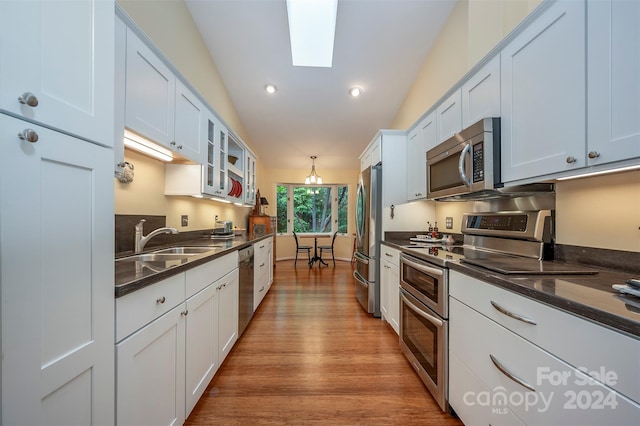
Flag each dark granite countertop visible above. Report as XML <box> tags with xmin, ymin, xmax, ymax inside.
<box><xmin>382</xmin><ymin>240</ymin><xmax>640</xmax><ymax>339</ymax></box>
<box><xmin>115</xmin><ymin>234</ymin><xmax>272</xmax><ymax>298</ymax></box>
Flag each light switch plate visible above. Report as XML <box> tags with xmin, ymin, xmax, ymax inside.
<box><xmin>181</xmin><ymin>215</ymin><xmax>188</xmax><ymax>227</ymax></box>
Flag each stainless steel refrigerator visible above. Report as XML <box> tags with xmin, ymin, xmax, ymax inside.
<box><xmin>353</xmin><ymin>164</ymin><xmax>382</xmax><ymax>317</ymax></box>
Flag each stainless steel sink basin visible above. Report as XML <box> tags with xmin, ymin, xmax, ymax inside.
<box><xmin>153</xmin><ymin>246</ymin><xmax>218</xmax><ymax>255</ymax></box>
<box><xmin>116</xmin><ymin>253</ymin><xmax>193</xmax><ymax>263</ymax></box>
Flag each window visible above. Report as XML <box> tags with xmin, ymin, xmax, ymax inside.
<box><xmin>276</xmin><ymin>184</ymin><xmax>348</xmax><ymax>234</ymax></box>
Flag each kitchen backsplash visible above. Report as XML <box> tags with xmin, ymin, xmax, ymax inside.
<box><xmin>115</xmin><ymin>214</ymin><xmax>213</xmax><ymax>255</ymax></box>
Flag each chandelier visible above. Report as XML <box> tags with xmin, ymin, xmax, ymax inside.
<box><xmin>305</xmin><ymin>156</ymin><xmax>323</xmax><ymax>185</ymax></box>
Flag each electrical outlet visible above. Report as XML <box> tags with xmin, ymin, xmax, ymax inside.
<box><xmin>181</xmin><ymin>215</ymin><xmax>188</xmax><ymax>227</ymax></box>
<box><xmin>446</xmin><ymin>216</ymin><xmax>453</xmax><ymax>229</ymax></box>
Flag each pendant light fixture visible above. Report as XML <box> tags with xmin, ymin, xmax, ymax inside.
<box><xmin>305</xmin><ymin>156</ymin><xmax>322</xmax><ymax>185</ymax></box>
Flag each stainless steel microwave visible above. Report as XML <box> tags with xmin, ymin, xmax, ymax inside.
<box><xmin>426</xmin><ymin>118</ymin><xmax>501</xmax><ymax>200</ymax></box>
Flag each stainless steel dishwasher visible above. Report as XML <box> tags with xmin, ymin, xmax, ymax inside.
<box><xmin>238</xmin><ymin>245</ymin><xmax>254</xmax><ymax>336</ymax></box>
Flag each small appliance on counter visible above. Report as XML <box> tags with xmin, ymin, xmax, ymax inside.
<box><xmin>211</xmin><ymin>220</ymin><xmax>234</xmax><ymax>240</ymax></box>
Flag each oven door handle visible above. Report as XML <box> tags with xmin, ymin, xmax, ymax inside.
<box><xmin>353</xmin><ymin>251</ymin><xmax>369</xmax><ymax>264</ymax></box>
<box><xmin>400</xmin><ymin>254</ymin><xmax>443</xmax><ymax>277</ymax></box>
<box><xmin>353</xmin><ymin>270</ymin><xmax>369</xmax><ymax>288</ymax></box>
<box><xmin>401</xmin><ymin>291</ymin><xmax>443</xmax><ymax>327</ymax></box>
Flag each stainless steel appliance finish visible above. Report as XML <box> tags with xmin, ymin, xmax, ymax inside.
<box><xmin>213</xmin><ymin>220</ymin><xmax>233</xmax><ymax>235</ymax></box>
<box><xmin>400</xmin><ymin>253</ymin><xmax>449</xmax><ymax>318</ymax></box>
<box><xmin>238</xmin><ymin>245</ymin><xmax>254</xmax><ymax>336</ymax></box>
<box><xmin>427</xmin><ymin>117</ymin><xmax>500</xmax><ymax>200</ymax></box>
<box><xmin>396</xmin><ymin>206</ymin><xmax>598</xmax><ymax>411</ymax></box>
<box><xmin>399</xmin><ymin>254</ymin><xmax>449</xmax><ymax>411</ymax></box>
<box><xmin>353</xmin><ymin>164</ymin><xmax>382</xmax><ymax>317</ymax></box>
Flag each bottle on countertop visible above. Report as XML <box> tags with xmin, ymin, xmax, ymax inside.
<box><xmin>432</xmin><ymin>221</ymin><xmax>439</xmax><ymax>239</ymax></box>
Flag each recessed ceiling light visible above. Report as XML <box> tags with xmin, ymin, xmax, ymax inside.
<box><xmin>349</xmin><ymin>87</ymin><xmax>363</xmax><ymax>97</ymax></box>
<box><xmin>265</xmin><ymin>84</ymin><xmax>277</xmax><ymax>94</ymax></box>
<box><xmin>286</xmin><ymin>0</ymin><xmax>338</xmax><ymax>67</ymax></box>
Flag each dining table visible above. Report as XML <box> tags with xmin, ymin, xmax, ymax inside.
<box><xmin>301</xmin><ymin>234</ymin><xmax>330</xmax><ymax>267</ymax></box>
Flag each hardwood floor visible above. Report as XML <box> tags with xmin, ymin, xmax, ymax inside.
<box><xmin>185</xmin><ymin>260</ymin><xmax>463</xmax><ymax>425</ymax></box>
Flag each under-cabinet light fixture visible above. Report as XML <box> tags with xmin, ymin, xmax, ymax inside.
<box><xmin>286</xmin><ymin>0</ymin><xmax>338</xmax><ymax>67</ymax></box>
<box><xmin>555</xmin><ymin>165</ymin><xmax>640</xmax><ymax>181</ymax></box>
<box><xmin>123</xmin><ymin>130</ymin><xmax>173</xmax><ymax>162</ymax></box>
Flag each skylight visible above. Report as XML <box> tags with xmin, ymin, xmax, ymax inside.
<box><xmin>286</xmin><ymin>0</ymin><xmax>338</xmax><ymax>67</ymax></box>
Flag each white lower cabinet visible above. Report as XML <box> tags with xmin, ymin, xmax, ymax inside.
<box><xmin>116</xmin><ymin>304</ymin><xmax>186</xmax><ymax>426</ymax></box>
<box><xmin>185</xmin><ymin>283</ymin><xmax>218</xmax><ymax>415</ymax></box>
<box><xmin>116</xmin><ymin>253</ymin><xmax>239</xmax><ymax>425</ymax></box>
<box><xmin>380</xmin><ymin>246</ymin><xmax>400</xmax><ymax>334</ymax></box>
<box><xmin>449</xmin><ymin>270</ymin><xmax>640</xmax><ymax>425</ymax></box>
<box><xmin>254</xmin><ymin>237</ymin><xmax>273</xmax><ymax>311</ymax></box>
<box><xmin>216</xmin><ymin>269</ymin><xmax>239</xmax><ymax>364</ymax></box>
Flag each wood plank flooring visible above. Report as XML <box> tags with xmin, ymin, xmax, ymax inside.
<box><xmin>185</xmin><ymin>260</ymin><xmax>463</xmax><ymax>425</ymax></box>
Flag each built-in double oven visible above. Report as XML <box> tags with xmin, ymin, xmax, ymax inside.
<box><xmin>399</xmin><ymin>252</ymin><xmax>449</xmax><ymax>412</ymax></box>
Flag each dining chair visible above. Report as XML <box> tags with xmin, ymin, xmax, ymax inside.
<box><xmin>318</xmin><ymin>231</ymin><xmax>338</xmax><ymax>266</ymax></box>
<box><xmin>292</xmin><ymin>231</ymin><xmax>312</xmax><ymax>267</ymax></box>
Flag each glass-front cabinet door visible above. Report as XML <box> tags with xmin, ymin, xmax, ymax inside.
<box><xmin>202</xmin><ymin>111</ymin><xmax>227</xmax><ymax>198</ymax></box>
<box><xmin>217</xmin><ymin>126</ymin><xmax>228</xmax><ymax>197</ymax></box>
<box><xmin>245</xmin><ymin>151</ymin><xmax>256</xmax><ymax>205</ymax></box>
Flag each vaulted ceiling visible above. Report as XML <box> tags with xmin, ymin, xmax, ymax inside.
<box><xmin>185</xmin><ymin>0</ymin><xmax>456</xmax><ymax>171</ymax></box>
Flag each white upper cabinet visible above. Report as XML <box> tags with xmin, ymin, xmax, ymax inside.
<box><xmin>174</xmin><ymin>80</ymin><xmax>204</xmax><ymax>162</ymax></box>
<box><xmin>462</xmin><ymin>55</ymin><xmax>501</xmax><ymax>128</ymax></box>
<box><xmin>0</xmin><ymin>0</ymin><xmax>114</xmax><ymax>147</ymax></box>
<box><xmin>500</xmin><ymin>0</ymin><xmax>586</xmax><ymax>183</ymax></box>
<box><xmin>125</xmin><ymin>27</ymin><xmax>176</xmax><ymax>147</ymax></box>
<box><xmin>406</xmin><ymin>128</ymin><xmax>423</xmax><ymax>201</ymax></box>
<box><xmin>587</xmin><ymin>0</ymin><xmax>640</xmax><ymax>165</ymax></box>
<box><xmin>407</xmin><ymin>111</ymin><xmax>436</xmax><ymax>201</ymax></box>
<box><xmin>436</xmin><ymin>89</ymin><xmax>462</xmax><ymax>142</ymax></box>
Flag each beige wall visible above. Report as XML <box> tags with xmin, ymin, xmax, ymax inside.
<box><xmin>556</xmin><ymin>171</ymin><xmax>640</xmax><ymax>252</ymax></box>
<box><xmin>116</xmin><ymin>149</ymin><xmax>253</xmax><ymax>231</ymax></box>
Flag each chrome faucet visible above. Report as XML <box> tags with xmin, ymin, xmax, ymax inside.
<box><xmin>134</xmin><ymin>219</ymin><xmax>179</xmax><ymax>253</ymax></box>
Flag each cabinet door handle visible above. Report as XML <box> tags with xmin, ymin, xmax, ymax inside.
<box><xmin>260</xmin><ymin>263</ymin><xmax>265</xmax><ymax>267</ymax></box>
<box><xmin>18</xmin><ymin>129</ymin><xmax>39</xmax><ymax>143</ymax></box>
<box><xmin>490</xmin><ymin>354</ymin><xmax>535</xmax><ymax>392</ymax></box>
<box><xmin>181</xmin><ymin>310</ymin><xmax>189</xmax><ymax>316</ymax></box>
<box><xmin>566</xmin><ymin>156</ymin><xmax>577</xmax><ymax>164</ymax></box>
<box><xmin>18</xmin><ymin>92</ymin><xmax>39</xmax><ymax>107</ymax></box>
<box><xmin>156</xmin><ymin>296</ymin><xmax>166</xmax><ymax>304</ymax></box>
<box><xmin>259</xmin><ymin>286</ymin><xmax>265</xmax><ymax>293</ymax></box>
<box><xmin>490</xmin><ymin>301</ymin><xmax>537</xmax><ymax>325</ymax></box>
<box><xmin>588</xmin><ymin>151</ymin><xmax>600</xmax><ymax>159</ymax></box>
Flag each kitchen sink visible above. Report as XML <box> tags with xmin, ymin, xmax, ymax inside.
<box><xmin>116</xmin><ymin>253</ymin><xmax>194</xmax><ymax>262</ymax></box>
<box><xmin>153</xmin><ymin>246</ymin><xmax>220</xmax><ymax>255</ymax></box>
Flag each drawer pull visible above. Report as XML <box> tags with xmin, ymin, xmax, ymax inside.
<box><xmin>490</xmin><ymin>301</ymin><xmax>537</xmax><ymax>325</ymax></box>
<box><xmin>156</xmin><ymin>296</ymin><xmax>166</xmax><ymax>304</ymax></box>
<box><xmin>385</xmin><ymin>252</ymin><xmax>393</xmax><ymax>257</ymax></box>
<box><xmin>181</xmin><ymin>310</ymin><xmax>189</xmax><ymax>316</ymax></box>
<box><xmin>490</xmin><ymin>354</ymin><xmax>536</xmax><ymax>392</ymax></box>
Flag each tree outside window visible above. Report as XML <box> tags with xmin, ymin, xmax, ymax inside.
<box><xmin>276</xmin><ymin>184</ymin><xmax>348</xmax><ymax>234</ymax></box>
